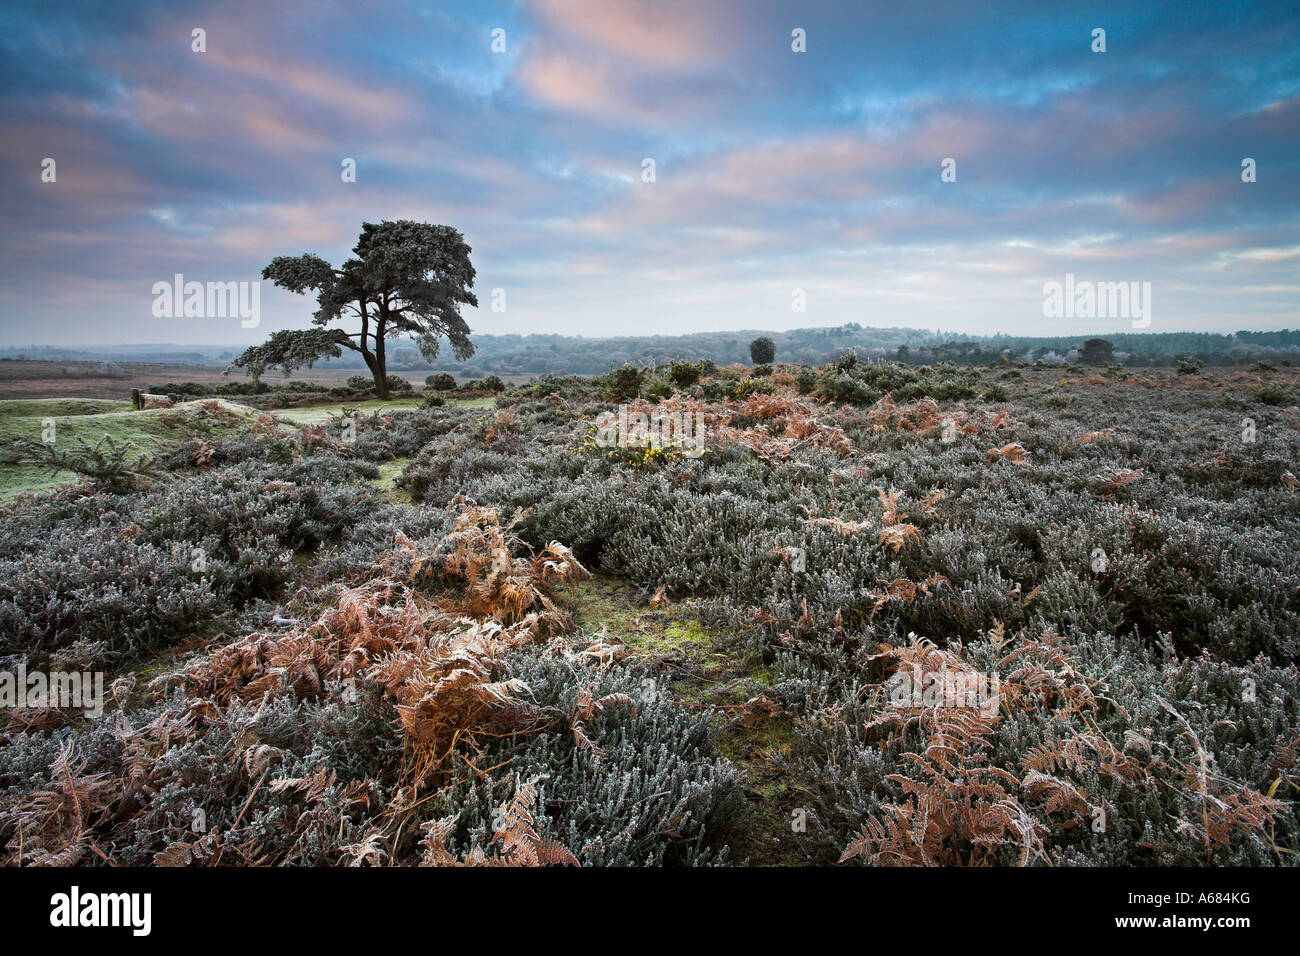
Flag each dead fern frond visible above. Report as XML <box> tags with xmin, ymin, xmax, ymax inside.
<box><xmin>987</xmin><ymin>443</ymin><xmax>1028</xmax><ymax>464</ymax></box>
<box><xmin>877</xmin><ymin>523</ymin><xmax>923</xmax><ymax>553</ymax></box>
<box><xmin>570</xmin><ymin>686</ymin><xmax>637</xmax><ymax>757</ymax></box>
<box><xmin>845</xmin><ymin>637</ymin><xmax>1043</xmax><ymax>866</ymax></box>
<box><xmin>419</xmin><ymin>776</ymin><xmax>579</xmax><ymax>867</ymax></box>
<box><xmin>153</xmin><ymin>835</ymin><xmax>218</xmax><ymax>867</ymax></box>
<box><xmin>1</xmin><ymin>740</ymin><xmax>118</xmax><ymax>867</ymax></box>
<box><xmin>803</xmin><ymin>516</ymin><xmax>871</xmax><ymax>536</ymax></box>
<box><xmin>339</xmin><ymin>830</ymin><xmax>389</xmax><ymax>867</ymax></box>
<box><xmin>868</xmin><ymin>575</ymin><xmax>949</xmax><ymax>618</ymax></box>
<box><xmin>877</xmin><ymin>487</ymin><xmax>908</xmax><ymax>525</ymax></box>
<box><xmin>1096</xmin><ymin>467</ymin><xmax>1144</xmax><ymax>491</ymax></box>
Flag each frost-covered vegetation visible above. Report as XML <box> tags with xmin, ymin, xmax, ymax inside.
<box><xmin>1</xmin><ymin>361</ymin><xmax>1297</xmax><ymax>866</ymax></box>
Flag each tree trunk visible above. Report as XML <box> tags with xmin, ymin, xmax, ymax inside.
<box><xmin>373</xmin><ymin>313</ymin><xmax>389</xmax><ymax>399</ymax></box>
<box><xmin>363</xmin><ymin>351</ymin><xmax>388</xmax><ymax>399</ymax></box>
<box><xmin>373</xmin><ymin>348</ymin><xmax>388</xmax><ymax>398</ymax></box>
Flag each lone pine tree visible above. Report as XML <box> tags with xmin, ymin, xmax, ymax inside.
<box><xmin>230</xmin><ymin>220</ymin><xmax>478</xmax><ymax>398</ymax></box>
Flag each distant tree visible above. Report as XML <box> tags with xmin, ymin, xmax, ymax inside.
<box><xmin>1080</xmin><ymin>338</ymin><xmax>1114</xmax><ymax>365</ymax></box>
<box><xmin>749</xmin><ymin>336</ymin><xmax>776</xmax><ymax>365</ymax></box>
<box><xmin>229</xmin><ymin>220</ymin><xmax>478</xmax><ymax>399</ymax></box>
<box><xmin>426</xmin><ymin>372</ymin><xmax>457</xmax><ymax>391</ymax></box>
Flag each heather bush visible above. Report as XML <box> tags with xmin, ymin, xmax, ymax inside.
<box><xmin>0</xmin><ymin>459</ymin><xmax>368</xmax><ymax>667</ymax></box>
<box><xmin>410</xmin><ymin>646</ymin><xmax>746</xmax><ymax>865</ymax></box>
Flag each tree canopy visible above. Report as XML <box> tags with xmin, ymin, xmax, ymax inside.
<box><xmin>229</xmin><ymin>220</ymin><xmax>478</xmax><ymax>397</ymax></box>
<box><xmin>749</xmin><ymin>336</ymin><xmax>776</xmax><ymax>365</ymax></box>
<box><xmin>1080</xmin><ymin>338</ymin><xmax>1115</xmax><ymax>365</ymax></box>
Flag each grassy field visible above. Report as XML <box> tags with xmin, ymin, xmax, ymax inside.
<box><xmin>0</xmin><ymin>359</ymin><xmax>287</xmax><ymax>399</ymax></box>
<box><xmin>0</xmin><ymin>397</ymin><xmax>260</xmax><ymax>500</ymax></box>
<box><xmin>0</xmin><ymin>359</ymin><xmax>538</xmax><ymax>400</ymax></box>
<box><xmin>0</xmin><ymin>394</ymin><xmax>498</xmax><ymax>500</ymax></box>
<box><xmin>273</xmin><ymin>394</ymin><xmax>494</xmax><ymax>425</ymax></box>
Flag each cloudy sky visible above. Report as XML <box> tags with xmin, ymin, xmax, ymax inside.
<box><xmin>1</xmin><ymin>0</ymin><xmax>1297</xmax><ymax>347</ymax></box>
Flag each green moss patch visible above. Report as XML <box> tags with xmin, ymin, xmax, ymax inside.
<box><xmin>559</xmin><ymin>572</ymin><xmax>805</xmax><ymax>864</ymax></box>
<box><xmin>369</xmin><ymin>456</ymin><xmax>411</xmax><ymax>501</ymax></box>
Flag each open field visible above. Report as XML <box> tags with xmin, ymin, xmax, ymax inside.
<box><xmin>0</xmin><ymin>398</ymin><xmax>258</xmax><ymax>501</ymax></box>
<box><xmin>0</xmin><ymin>394</ymin><xmax>494</xmax><ymax>500</ymax></box>
<box><xmin>0</xmin><ymin>361</ymin><xmax>1297</xmax><ymax>867</ymax></box>
<box><xmin>273</xmin><ymin>395</ymin><xmax>495</xmax><ymax>425</ymax></box>
<box><xmin>0</xmin><ymin>359</ymin><xmax>539</xmax><ymax>400</ymax></box>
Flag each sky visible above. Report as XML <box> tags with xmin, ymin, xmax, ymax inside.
<box><xmin>0</xmin><ymin>0</ymin><xmax>1297</xmax><ymax>348</ymax></box>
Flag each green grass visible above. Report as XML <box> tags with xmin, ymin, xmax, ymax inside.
<box><xmin>0</xmin><ymin>398</ymin><xmax>258</xmax><ymax>501</ymax></box>
<box><xmin>562</xmin><ymin>573</ymin><xmax>760</xmax><ymax>693</ymax></box>
<box><xmin>274</xmin><ymin>397</ymin><xmax>425</xmax><ymax>425</ymax></box>
<box><xmin>274</xmin><ymin>394</ymin><xmax>494</xmax><ymax>425</ymax></box>
<box><xmin>0</xmin><ymin>398</ymin><xmax>131</xmax><ymax>419</ymax></box>
<box><xmin>446</xmin><ymin>395</ymin><xmax>497</xmax><ymax>410</ymax></box>
<box><xmin>369</xmin><ymin>456</ymin><xmax>410</xmax><ymax>502</ymax></box>
<box><xmin>0</xmin><ymin>393</ymin><xmax>498</xmax><ymax>502</ymax></box>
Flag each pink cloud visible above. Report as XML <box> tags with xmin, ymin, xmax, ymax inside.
<box><xmin>527</xmin><ymin>0</ymin><xmax>722</xmax><ymax>66</ymax></box>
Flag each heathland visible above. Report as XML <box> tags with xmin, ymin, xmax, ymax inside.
<box><xmin>0</xmin><ymin>358</ymin><xmax>1296</xmax><ymax>866</ymax></box>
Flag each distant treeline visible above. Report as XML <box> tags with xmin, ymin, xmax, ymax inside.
<box><xmin>4</xmin><ymin>325</ymin><xmax>1299</xmax><ymax>375</ymax></box>
<box><xmin>415</xmin><ymin>326</ymin><xmax>1300</xmax><ymax>373</ymax></box>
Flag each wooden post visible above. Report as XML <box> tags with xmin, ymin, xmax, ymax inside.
<box><xmin>131</xmin><ymin>388</ymin><xmax>142</xmax><ymax>411</ymax></box>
